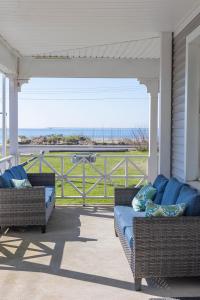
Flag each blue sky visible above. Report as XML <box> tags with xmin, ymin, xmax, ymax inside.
<box><xmin>5</xmin><ymin>77</ymin><xmax>149</xmax><ymax>129</ymax></box>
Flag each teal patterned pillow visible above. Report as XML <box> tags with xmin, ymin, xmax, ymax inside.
<box><xmin>145</xmin><ymin>200</ymin><xmax>186</xmax><ymax>217</ymax></box>
<box><xmin>11</xmin><ymin>179</ymin><xmax>32</xmax><ymax>189</ymax></box>
<box><xmin>132</xmin><ymin>184</ymin><xmax>157</xmax><ymax>212</ymax></box>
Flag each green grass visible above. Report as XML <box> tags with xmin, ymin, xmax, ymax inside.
<box><xmin>20</xmin><ymin>150</ymin><xmax>148</xmax><ymax>205</ymax></box>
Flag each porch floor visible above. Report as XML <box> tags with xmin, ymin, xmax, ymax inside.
<box><xmin>0</xmin><ymin>206</ymin><xmax>199</xmax><ymax>300</ymax></box>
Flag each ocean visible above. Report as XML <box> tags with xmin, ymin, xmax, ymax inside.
<box><xmin>17</xmin><ymin>128</ymin><xmax>148</xmax><ymax>140</ymax></box>
<box><xmin>0</xmin><ymin>127</ymin><xmax>149</xmax><ymax>142</ymax></box>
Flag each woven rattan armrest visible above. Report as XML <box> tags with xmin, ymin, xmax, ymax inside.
<box><xmin>0</xmin><ymin>186</ymin><xmax>45</xmax><ymax>205</ymax></box>
<box><xmin>133</xmin><ymin>216</ymin><xmax>200</xmax><ymax>278</ymax></box>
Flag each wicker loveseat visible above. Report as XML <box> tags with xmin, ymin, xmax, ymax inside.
<box><xmin>0</xmin><ymin>165</ymin><xmax>55</xmax><ymax>233</ymax></box>
<box><xmin>114</xmin><ymin>175</ymin><xmax>200</xmax><ymax>291</ymax></box>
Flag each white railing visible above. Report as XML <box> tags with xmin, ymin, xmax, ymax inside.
<box><xmin>0</xmin><ymin>155</ymin><xmax>15</xmax><ymax>172</ymax></box>
<box><xmin>19</xmin><ymin>153</ymin><xmax>148</xmax><ymax>204</ymax></box>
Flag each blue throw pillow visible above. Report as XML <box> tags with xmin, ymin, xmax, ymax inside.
<box><xmin>0</xmin><ymin>170</ymin><xmax>14</xmax><ymax>188</ymax></box>
<box><xmin>161</xmin><ymin>178</ymin><xmax>183</xmax><ymax>205</ymax></box>
<box><xmin>153</xmin><ymin>174</ymin><xmax>168</xmax><ymax>204</ymax></box>
<box><xmin>176</xmin><ymin>185</ymin><xmax>200</xmax><ymax>216</ymax></box>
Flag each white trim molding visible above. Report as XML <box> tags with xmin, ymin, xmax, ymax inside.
<box><xmin>138</xmin><ymin>78</ymin><xmax>159</xmax><ymax>183</ymax></box>
<box><xmin>175</xmin><ymin>4</ymin><xmax>200</xmax><ymax>37</ymax></box>
<box><xmin>18</xmin><ymin>57</ymin><xmax>160</xmax><ymax>79</ymax></box>
<box><xmin>159</xmin><ymin>32</ymin><xmax>172</xmax><ymax>178</ymax></box>
<box><xmin>184</xmin><ymin>25</ymin><xmax>200</xmax><ymax>181</ymax></box>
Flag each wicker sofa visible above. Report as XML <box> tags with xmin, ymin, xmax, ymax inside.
<box><xmin>114</xmin><ymin>175</ymin><xmax>200</xmax><ymax>291</ymax></box>
<box><xmin>0</xmin><ymin>166</ymin><xmax>55</xmax><ymax>233</ymax></box>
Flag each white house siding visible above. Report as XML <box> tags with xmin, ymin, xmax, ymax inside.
<box><xmin>172</xmin><ymin>14</ymin><xmax>200</xmax><ymax>180</ymax></box>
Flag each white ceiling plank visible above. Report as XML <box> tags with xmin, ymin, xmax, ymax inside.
<box><xmin>0</xmin><ymin>0</ymin><xmax>199</xmax><ymax>58</ymax></box>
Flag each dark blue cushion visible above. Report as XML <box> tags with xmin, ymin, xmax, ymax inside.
<box><xmin>114</xmin><ymin>206</ymin><xmax>145</xmax><ymax>233</ymax></box>
<box><xmin>45</xmin><ymin>187</ymin><xmax>55</xmax><ymax>208</ymax></box>
<box><xmin>176</xmin><ymin>185</ymin><xmax>200</xmax><ymax>216</ymax></box>
<box><xmin>9</xmin><ymin>166</ymin><xmax>22</xmax><ymax>179</ymax></box>
<box><xmin>153</xmin><ymin>174</ymin><xmax>168</xmax><ymax>204</ymax></box>
<box><xmin>124</xmin><ymin>226</ymin><xmax>134</xmax><ymax>248</ymax></box>
<box><xmin>9</xmin><ymin>165</ymin><xmax>28</xmax><ymax>180</ymax></box>
<box><xmin>0</xmin><ymin>170</ymin><xmax>14</xmax><ymax>188</ymax></box>
<box><xmin>161</xmin><ymin>177</ymin><xmax>183</xmax><ymax>205</ymax></box>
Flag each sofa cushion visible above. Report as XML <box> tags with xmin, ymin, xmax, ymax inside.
<box><xmin>176</xmin><ymin>185</ymin><xmax>200</xmax><ymax>216</ymax></box>
<box><xmin>114</xmin><ymin>206</ymin><xmax>145</xmax><ymax>233</ymax></box>
<box><xmin>45</xmin><ymin>187</ymin><xmax>55</xmax><ymax>208</ymax></box>
<box><xmin>114</xmin><ymin>206</ymin><xmax>133</xmax><ymax>219</ymax></box>
<box><xmin>132</xmin><ymin>184</ymin><xmax>157</xmax><ymax>211</ymax></box>
<box><xmin>161</xmin><ymin>178</ymin><xmax>183</xmax><ymax>205</ymax></box>
<box><xmin>124</xmin><ymin>226</ymin><xmax>134</xmax><ymax>248</ymax></box>
<box><xmin>153</xmin><ymin>174</ymin><xmax>168</xmax><ymax>204</ymax></box>
<box><xmin>9</xmin><ymin>165</ymin><xmax>28</xmax><ymax>180</ymax></box>
<box><xmin>0</xmin><ymin>170</ymin><xmax>14</xmax><ymax>188</ymax></box>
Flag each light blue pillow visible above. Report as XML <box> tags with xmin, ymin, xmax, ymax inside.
<box><xmin>11</xmin><ymin>179</ymin><xmax>32</xmax><ymax>189</ymax></box>
<box><xmin>132</xmin><ymin>184</ymin><xmax>157</xmax><ymax>212</ymax></box>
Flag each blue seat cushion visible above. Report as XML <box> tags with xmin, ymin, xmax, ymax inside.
<box><xmin>153</xmin><ymin>174</ymin><xmax>168</xmax><ymax>204</ymax></box>
<box><xmin>161</xmin><ymin>177</ymin><xmax>183</xmax><ymax>205</ymax></box>
<box><xmin>176</xmin><ymin>185</ymin><xmax>200</xmax><ymax>216</ymax></box>
<box><xmin>45</xmin><ymin>187</ymin><xmax>55</xmax><ymax>208</ymax></box>
<box><xmin>9</xmin><ymin>165</ymin><xmax>28</xmax><ymax>180</ymax></box>
<box><xmin>114</xmin><ymin>206</ymin><xmax>145</xmax><ymax>233</ymax></box>
<box><xmin>124</xmin><ymin>226</ymin><xmax>134</xmax><ymax>248</ymax></box>
<box><xmin>114</xmin><ymin>205</ymin><xmax>132</xmax><ymax>218</ymax></box>
<box><xmin>0</xmin><ymin>170</ymin><xmax>14</xmax><ymax>188</ymax></box>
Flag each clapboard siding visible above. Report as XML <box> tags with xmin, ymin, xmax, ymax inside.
<box><xmin>172</xmin><ymin>13</ymin><xmax>200</xmax><ymax>180</ymax></box>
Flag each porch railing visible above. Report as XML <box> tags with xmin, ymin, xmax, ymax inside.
<box><xmin>19</xmin><ymin>153</ymin><xmax>148</xmax><ymax>204</ymax></box>
<box><xmin>0</xmin><ymin>155</ymin><xmax>15</xmax><ymax>172</ymax></box>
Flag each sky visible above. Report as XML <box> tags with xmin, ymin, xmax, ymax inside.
<box><xmin>1</xmin><ymin>77</ymin><xmax>149</xmax><ymax>129</ymax></box>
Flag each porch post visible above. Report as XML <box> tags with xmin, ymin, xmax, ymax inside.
<box><xmin>9</xmin><ymin>76</ymin><xmax>18</xmax><ymax>159</ymax></box>
<box><xmin>159</xmin><ymin>32</ymin><xmax>172</xmax><ymax>178</ymax></box>
<box><xmin>138</xmin><ymin>78</ymin><xmax>159</xmax><ymax>182</ymax></box>
<box><xmin>2</xmin><ymin>74</ymin><xmax>6</xmax><ymax>157</ymax></box>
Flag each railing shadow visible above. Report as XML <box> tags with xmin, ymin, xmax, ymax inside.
<box><xmin>0</xmin><ymin>206</ymin><xmax>135</xmax><ymax>292</ymax></box>
<box><xmin>0</xmin><ymin>206</ymin><xmax>198</xmax><ymax>297</ymax></box>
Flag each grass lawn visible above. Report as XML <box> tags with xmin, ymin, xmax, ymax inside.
<box><xmin>20</xmin><ymin>150</ymin><xmax>148</xmax><ymax>205</ymax></box>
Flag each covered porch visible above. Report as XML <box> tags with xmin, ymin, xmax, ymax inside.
<box><xmin>0</xmin><ymin>205</ymin><xmax>200</xmax><ymax>299</ymax></box>
<box><xmin>0</xmin><ymin>0</ymin><xmax>200</xmax><ymax>298</ymax></box>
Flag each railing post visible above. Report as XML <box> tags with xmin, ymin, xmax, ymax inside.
<box><xmin>125</xmin><ymin>157</ymin><xmax>128</xmax><ymax>188</ymax></box>
<box><xmin>39</xmin><ymin>154</ymin><xmax>43</xmax><ymax>173</ymax></box>
<box><xmin>82</xmin><ymin>158</ymin><xmax>86</xmax><ymax>206</ymax></box>
<box><xmin>104</xmin><ymin>157</ymin><xmax>107</xmax><ymax>198</ymax></box>
<box><xmin>61</xmin><ymin>156</ymin><xmax>64</xmax><ymax>198</ymax></box>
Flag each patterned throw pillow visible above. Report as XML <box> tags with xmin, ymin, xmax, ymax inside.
<box><xmin>132</xmin><ymin>184</ymin><xmax>157</xmax><ymax>212</ymax></box>
<box><xmin>145</xmin><ymin>200</ymin><xmax>186</xmax><ymax>217</ymax></box>
<box><xmin>11</xmin><ymin>179</ymin><xmax>32</xmax><ymax>189</ymax></box>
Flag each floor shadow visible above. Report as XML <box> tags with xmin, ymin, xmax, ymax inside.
<box><xmin>0</xmin><ymin>206</ymin><xmax>199</xmax><ymax>296</ymax></box>
<box><xmin>0</xmin><ymin>206</ymin><xmax>134</xmax><ymax>292</ymax></box>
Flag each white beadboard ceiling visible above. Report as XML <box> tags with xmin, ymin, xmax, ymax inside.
<box><xmin>0</xmin><ymin>0</ymin><xmax>199</xmax><ymax>59</ymax></box>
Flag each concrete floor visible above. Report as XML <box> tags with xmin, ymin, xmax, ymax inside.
<box><xmin>0</xmin><ymin>206</ymin><xmax>199</xmax><ymax>300</ymax></box>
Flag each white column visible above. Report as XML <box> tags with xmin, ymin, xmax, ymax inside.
<box><xmin>2</xmin><ymin>74</ymin><xmax>6</xmax><ymax>157</ymax></box>
<box><xmin>159</xmin><ymin>32</ymin><xmax>172</xmax><ymax>178</ymax></box>
<box><xmin>138</xmin><ymin>78</ymin><xmax>159</xmax><ymax>182</ymax></box>
<box><xmin>9</xmin><ymin>76</ymin><xmax>18</xmax><ymax>158</ymax></box>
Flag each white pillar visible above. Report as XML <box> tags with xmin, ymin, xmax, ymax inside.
<box><xmin>138</xmin><ymin>78</ymin><xmax>159</xmax><ymax>182</ymax></box>
<box><xmin>9</xmin><ymin>76</ymin><xmax>18</xmax><ymax>158</ymax></box>
<box><xmin>159</xmin><ymin>32</ymin><xmax>172</xmax><ymax>178</ymax></box>
<box><xmin>2</xmin><ymin>74</ymin><xmax>6</xmax><ymax>157</ymax></box>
